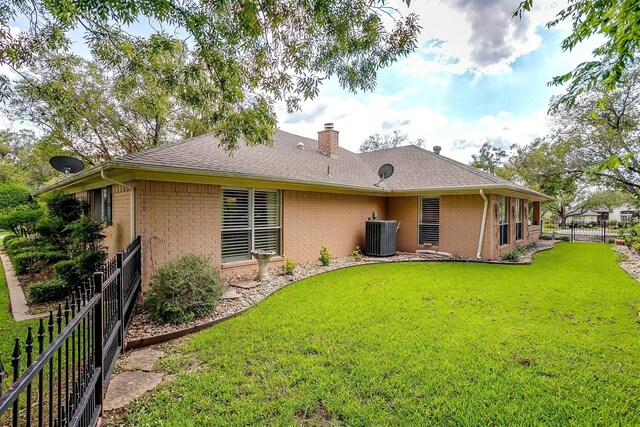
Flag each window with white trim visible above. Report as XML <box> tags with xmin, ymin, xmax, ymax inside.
<box><xmin>419</xmin><ymin>197</ymin><xmax>440</xmax><ymax>246</ymax></box>
<box><xmin>88</xmin><ymin>186</ymin><xmax>112</xmax><ymax>224</ymax></box>
<box><xmin>221</xmin><ymin>188</ymin><xmax>281</xmax><ymax>262</ymax></box>
<box><xmin>499</xmin><ymin>196</ymin><xmax>509</xmax><ymax>246</ymax></box>
<box><xmin>515</xmin><ymin>198</ymin><xmax>523</xmax><ymax>241</ymax></box>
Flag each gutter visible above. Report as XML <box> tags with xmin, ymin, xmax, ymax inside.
<box><xmin>477</xmin><ymin>189</ymin><xmax>488</xmax><ymax>259</ymax></box>
<box><xmin>100</xmin><ymin>170</ymin><xmax>135</xmax><ymax>242</ymax></box>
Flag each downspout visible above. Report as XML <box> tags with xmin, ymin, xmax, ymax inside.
<box><xmin>101</xmin><ymin>170</ymin><xmax>135</xmax><ymax>241</ymax></box>
<box><xmin>477</xmin><ymin>189</ymin><xmax>488</xmax><ymax>259</ymax></box>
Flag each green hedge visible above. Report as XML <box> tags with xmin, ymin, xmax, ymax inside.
<box><xmin>28</xmin><ymin>279</ymin><xmax>68</xmax><ymax>303</ymax></box>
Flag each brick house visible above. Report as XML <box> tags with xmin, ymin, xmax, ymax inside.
<box><xmin>39</xmin><ymin>124</ymin><xmax>550</xmax><ymax>284</ymax></box>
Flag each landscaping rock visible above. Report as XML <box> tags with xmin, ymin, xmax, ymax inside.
<box><xmin>103</xmin><ymin>371</ymin><xmax>164</xmax><ymax>411</ymax></box>
<box><xmin>121</xmin><ymin>347</ymin><xmax>164</xmax><ymax>372</ymax></box>
<box><xmin>222</xmin><ymin>289</ymin><xmax>241</xmax><ymax>299</ymax></box>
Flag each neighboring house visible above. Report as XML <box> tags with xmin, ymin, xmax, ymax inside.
<box><xmin>567</xmin><ymin>210</ymin><xmax>607</xmax><ymax>225</ymax></box>
<box><xmin>610</xmin><ymin>206</ymin><xmax>639</xmax><ymax>223</ymax></box>
<box><xmin>38</xmin><ymin>124</ymin><xmax>550</xmax><ymax>285</ymax></box>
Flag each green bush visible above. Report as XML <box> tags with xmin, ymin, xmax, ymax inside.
<box><xmin>28</xmin><ymin>279</ymin><xmax>68</xmax><ymax>303</ymax></box>
<box><xmin>12</xmin><ymin>250</ymin><xmax>66</xmax><ymax>275</ymax></box>
<box><xmin>52</xmin><ymin>259</ymin><xmax>81</xmax><ymax>288</ymax></box>
<box><xmin>282</xmin><ymin>256</ymin><xmax>296</xmax><ymax>275</ymax></box>
<box><xmin>65</xmin><ymin>217</ymin><xmax>106</xmax><ymax>252</ymax></box>
<box><xmin>35</xmin><ymin>214</ymin><xmax>67</xmax><ymax>250</ymax></box>
<box><xmin>43</xmin><ymin>191</ymin><xmax>85</xmax><ymax>223</ymax></box>
<box><xmin>144</xmin><ymin>254</ymin><xmax>223</xmax><ymax>324</ymax></box>
<box><xmin>0</xmin><ymin>183</ymin><xmax>31</xmax><ymax>212</ymax></box>
<box><xmin>501</xmin><ymin>249</ymin><xmax>521</xmax><ymax>262</ymax></box>
<box><xmin>607</xmin><ymin>238</ymin><xmax>616</xmax><ymax>244</ymax></box>
<box><xmin>319</xmin><ymin>245</ymin><xmax>332</xmax><ymax>266</ymax></box>
<box><xmin>3</xmin><ymin>236</ymin><xmax>34</xmax><ymax>254</ymax></box>
<box><xmin>540</xmin><ymin>235</ymin><xmax>552</xmax><ymax>240</ymax></box>
<box><xmin>0</xmin><ymin>203</ymin><xmax>44</xmax><ymax>237</ymax></box>
<box><xmin>2</xmin><ymin>233</ymin><xmax>17</xmax><ymax>246</ymax></box>
<box><xmin>352</xmin><ymin>246</ymin><xmax>363</xmax><ymax>261</ymax></box>
<box><xmin>74</xmin><ymin>250</ymin><xmax>107</xmax><ymax>281</ymax></box>
<box><xmin>558</xmin><ymin>236</ymin><xmax>571</xmax><ymax>242</ymax></box>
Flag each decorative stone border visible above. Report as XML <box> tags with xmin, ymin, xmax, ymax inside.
<box><xmin>125</xmin><ymin>241</ymin><xmax>559</xmax><ymax>350</ymax></box>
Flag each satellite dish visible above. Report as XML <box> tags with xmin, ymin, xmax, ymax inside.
<box><xmin>50</xmin><ymin>156</ymin><xmax>84</xmax><ymax>177</ymax></box>
<box><xmin>375</xmin><ymin>164</ymin><xmax>394</xmax><ymax>187</ymax></box>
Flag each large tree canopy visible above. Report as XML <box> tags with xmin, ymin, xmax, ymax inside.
<box><xmin>515</xmin><ymin>0</ymin><xmax>640</xmax><ymax>107</ymax></box>
<box><xmin>1</xmin><ymin>0</ymin><xmax>420</xmax><ymax>154</ymax></box>
<box><xmin>551</xmin><ymin>69</ymin><xmax>640</xmax><ymax>199</ymax></box>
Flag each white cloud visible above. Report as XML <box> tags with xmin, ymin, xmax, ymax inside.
<box><xmin>276</xmin><ymin>94</ymin><xmax>549</xmax><ymax>163</ymax></box>
<box><xmin>395</xmin><ymin>0</ymin><xmax>563</xmax><ymax>76</ymax></box>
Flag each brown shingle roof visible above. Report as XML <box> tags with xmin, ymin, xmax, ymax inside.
<box><xmin>114</xmin><ymin>129</ymin><xmax>547</xmax><ymax>198</ymax></box>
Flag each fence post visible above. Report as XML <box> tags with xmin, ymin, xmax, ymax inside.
<box><xmin>116</xmin><ymin>252</ymin><xmax>124</xmax><ymax>349</ymax></box>
<box><xmin>93</xmin><ymin>272</ymin><xmax>104</xmax><ymax>415</ymax></box>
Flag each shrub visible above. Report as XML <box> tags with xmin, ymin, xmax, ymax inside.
<box><xmin>44</xmin><ymin>191</ymin><xmax>85</xmax><ymax>223</ymax></box>
<box><xmin>558</xmin><ymin>236</ymin><xmax>571</xmax><ymax>242</ymax></box>
<box><xmin>282</xmin><ymin>256</ymin><xmax>296</xmax><ymax>275</ymax></box>
<box><xmin>0</xmin><ymin>204</ymin><xmax>44</xmax><ymax>237</ymax></box>
<box><xmin>3</xmin><ymin>236</ymin><xmax>34</xmax><ymax>254</ymax></box>
<box><xmin>2</xmin><ymin>234</ymin><xmax>17</xmax><ymax>246</ymax></box>
<box><xmin>501</xmin><ymin>249</ymin><xmax>521</xmax><ymax>262</ymax></box>
<box><xmin>35</xmin><ymin>214</ymin><xmax>67</xmax><ymax>250</ymax></box>
<box><xmin>28</xmin><ymin>279</ymin><xmax>68</xmax><ymax>303</ymax></box>
<box><xmin>65</xmin><ymin>217</ymin><xmax>106</xmax><ymax>252</ymax></box>
<box><xmin>13</xmin><ymin>250</ymin><xmax>66</xmax><ymax>275</ymax></box>
<box><xmin>352</xmin><ymin>246</ymin><xmax>363</xmax><ymax>261</ymax></box>
<box><xmin>144</xmin><ymin>254</ymin><xmax>223</xmax><ymax>324</ymax></box>
<box><xmin>52</xmin><ymin>259</ymin><xmax>82</xmax><ymax>288</ymax></box>
<box><xmin>540</xmin><ymin>235</ymin><xmax>552</xmax><ymax>240</ymax></box>
<box><xmin>319</xmin><ymin>245</ymin><xmax>332</xmax><ymax>266</ymax></box>
<box><xmin>607</xmin><ymin>238</ymin><xmax>616</xmax><ymax>244</ymax></box>
<box><xmin>74</xmin><ymin>250</ymin><xmax>107</xmax><ymax>281</ymax></box>
<box><xmin>0</xmin><ymin>183</ymin><xmax>31</xmax><ymax>212</ymax></box>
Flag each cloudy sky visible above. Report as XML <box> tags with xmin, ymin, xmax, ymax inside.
<box><xmin>278</xmin><ymin>0</ymin><xmax>599</xmax><ymax>161</ymax></box>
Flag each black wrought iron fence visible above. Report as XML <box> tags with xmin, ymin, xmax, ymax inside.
<box><xmin>541</xmin><ymin>221</ymin><xmax>615</xmax><ymax>243</ymax></box>
<box><xmin>0</xmin><ymin>236</ymin><xmax>141</xmax><ymax>427</ymax></box>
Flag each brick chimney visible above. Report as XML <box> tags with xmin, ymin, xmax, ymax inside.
<box><xmin>318</xmin><ymin>123</ymin><xmax>339</xmax><ymax>158</ymax></box>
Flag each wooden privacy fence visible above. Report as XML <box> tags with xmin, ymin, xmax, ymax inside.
<box><xmin>0</xmin><ymin>236</ymin><xmax>141</xmax><ymax>427</ymax></box>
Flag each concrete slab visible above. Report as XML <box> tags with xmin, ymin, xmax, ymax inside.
<box><xmin>0</xmin><ymin>251</ymin><xmax>46</xmax><ymax>321</ymax></box>
<box><xmin>103</xmin><ymin>371</ymin><xmax>164</xmax><ymax>411</ymax></box>
<box><xmin>232</xmin><ymin>280</ymin><xmax>260</xmax><ymax>289</ymax></box>
<box><xmin>222</xmin><ymin>289</ymin><xmax>241</xmax><ymax>299</ymax></box>
<box><xmin>121</xmin><ymin>347</ymin><xmax>165</xmax><ymax>372</ymax></box>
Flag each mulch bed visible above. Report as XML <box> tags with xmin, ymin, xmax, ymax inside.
<box><xmin>126</xmin><ymin>240</ymin><xmax>558</xmax><ymax>344</ymax></box>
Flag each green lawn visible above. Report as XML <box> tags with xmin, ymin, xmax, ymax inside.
<box><xmin>124</xmin><ymin>243</ymin><xmax>640</xmax><ymax>426</ymax></box>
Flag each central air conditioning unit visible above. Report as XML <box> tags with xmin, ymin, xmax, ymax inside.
<box><xmin>365</xmin><ymin>220</ymin><xmax>398</xmax><ymax>256</ymax></box>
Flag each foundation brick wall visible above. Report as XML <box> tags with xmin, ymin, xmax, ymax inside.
<box><xmin>282</xmin><ymin>190</ymin><xmax>386</xmax><ymax>262</ymax></box>
<box><xmin>386</xmin><ymin>196</ymin><xmax>418</xmax><ymax>252</ymax></box>
<box><xmin>134</xmin><ymin>180</ymin><xmax>220</xmax><ymax>286</ymax></box>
